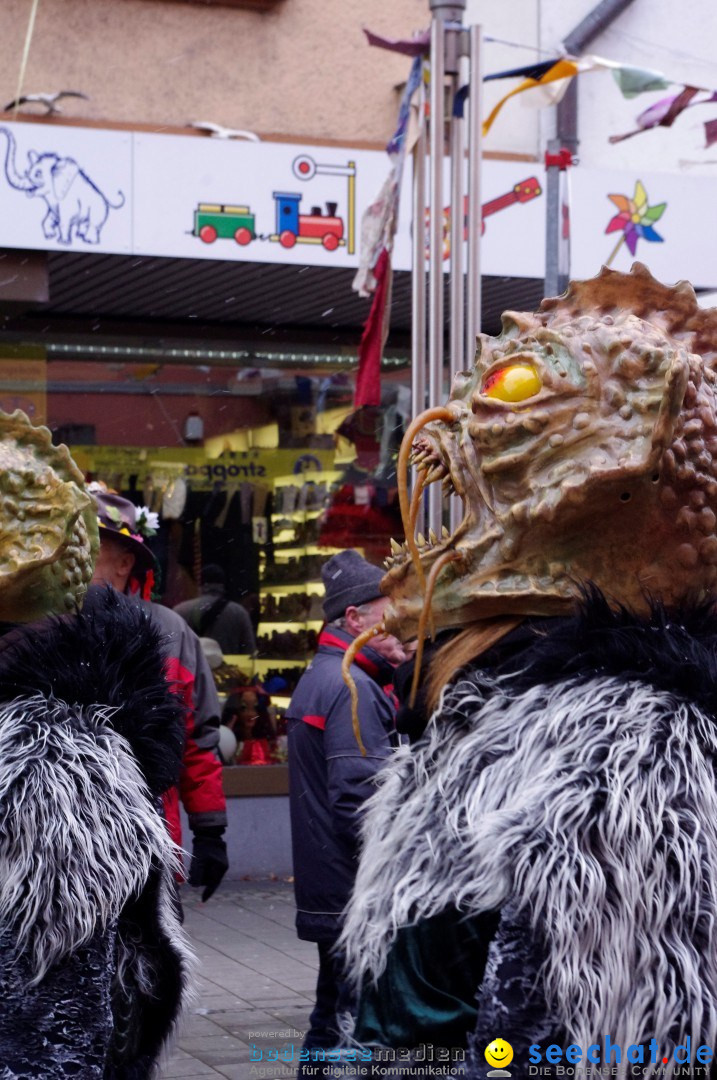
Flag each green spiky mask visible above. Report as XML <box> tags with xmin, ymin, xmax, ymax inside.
<box><xmin>0</xmin><ymin>410</ymin><xmax>98</xmax><ymax>622</ymax></box>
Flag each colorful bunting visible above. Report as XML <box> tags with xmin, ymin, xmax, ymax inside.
<box><xmin>363</xmin><ymin>27</ymin><xmax>431</xmax><ymax>57</ymax></box>
<box><xmin>609</xmin><ymin>87</ymin><xmax>709</xmax><ymax>143</ymax></box>
<box><xmin>610</xmin><ymin>65</ymin><xmax>672</xmax><ymax>99</ymax></box>
<box><xmin>604</xmin><ymin>180</ymin><xmax>667</xmax><ymax>265</ymax></box>
<box><xmin>364</xmin><ymin>26</ymin><xmax>717</xmax><ymax>159</ymax></box>
<box><xmin>484</xmin><ymin>59</ymin><xmax>561</xmax><ymax>83</ymax></box>
<box><xmin>481</xmin><ymin>55</ymin><xmax>678</xmax><ymax>136</ymax></box>
<box><xmin>482</xmin><ymin>58</ymin><xmax>582</xmax><ymax>135</ymax></box>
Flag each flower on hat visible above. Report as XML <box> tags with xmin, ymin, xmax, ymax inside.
<box><xmin>134</xmin><ymin>506</ymin><xmax>160</xmax><ymax>539</ymax></box>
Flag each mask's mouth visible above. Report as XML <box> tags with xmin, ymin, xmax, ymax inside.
<box><xmin>385</xmin><ymin>405</ymin><xmax>482</xmax><ymax>704</ymax></box>
<box><xmin>389</xmin><ymin>403</ymin><xmax>479</xmax><ymax>587</ymax></box>
<box><xmin>341</xmin><ymin>406</ymin><xmax>472</xmax><ymax>744</ymax></box>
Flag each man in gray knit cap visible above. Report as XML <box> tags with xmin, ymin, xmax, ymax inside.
<box><xmin>287</xmin><ymin>549</ymin><xmax>405</xmax><ymax>1071</ymax></box>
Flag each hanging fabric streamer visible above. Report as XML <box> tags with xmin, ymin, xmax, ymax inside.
<box><xmin>610</xmin><ymin>65</ymin><xmax>672</xmax><ymax>98</ymax></box>
<box><xmin>363</xmin><ymin>27</ymin><xmax>431</xmax><ymax>57</ymax></box>
<box><xmin>354</xmin><ymin>248</ymin><xmax>392</xmax><ymax>410</ymax></box>
<box><xmin>351</xmin><ymin>55</ymin><xmax>423</xmax><ymax>412</ymax></box>
<box><xmin>609</xmin><ymin>86</ymin><xmax>708</xmax><ymax>143</ymax></box>
<box><xmin>362</xmin><ymin>27</ymin><xmax>717</xmax><ymax>156</ymax></box>
<box><xmin>482</xmin><ymin>58</ymin><xmax>584</xmax><ymax>135</ymax></box>
<box><xmin>352</xmin><ymin>56</ymin><xmax>423</xmax><ymax>298</ymax></box>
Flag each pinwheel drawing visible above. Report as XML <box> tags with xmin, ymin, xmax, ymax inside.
<box><xmin>605</xmin><ymin>180</ymin><xmax>667</xmax><ymax>266</ymax></box>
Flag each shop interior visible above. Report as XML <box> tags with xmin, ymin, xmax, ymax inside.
<box><xmin>17</xmin><ymin>347</ymin><xmax>411</xmax><ymax>774</ymax></box>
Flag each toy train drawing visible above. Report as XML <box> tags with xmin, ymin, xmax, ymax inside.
<box><xmin>194</xmin><ymin>191</ymin><xmax>345</xmax><ymax>252</ymax></box>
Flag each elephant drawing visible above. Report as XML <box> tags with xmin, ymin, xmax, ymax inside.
<box><xmin>0</xmin><ymin>126</ymin><xmax>125</xmax><ymax>245</ymax></box>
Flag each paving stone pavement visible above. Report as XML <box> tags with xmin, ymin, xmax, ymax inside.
<box><xmin>162</xmin><ymin>881</ymin><xmax>317</xmax><ymax>1080</ymax></box>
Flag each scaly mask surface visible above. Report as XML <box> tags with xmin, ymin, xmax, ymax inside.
<box><xmin>0</xmin><ymin>410</ymin><xmax>99</xmax><ymax>621</ymax></box>
<box><xmin>383</xmin><ymin>264</ymin><xmax>717</xmax><ymax>638</ymax></box>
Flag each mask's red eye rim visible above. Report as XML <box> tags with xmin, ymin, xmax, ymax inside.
<box><xmin>482</xmin><ymin>368</ymin><xmax>506</xmax><ymax>395</ymax></box>
<box><xmin>480</xmin><ymin>361</ymin><xmax>542</xmax><ymax>402</ymax></box>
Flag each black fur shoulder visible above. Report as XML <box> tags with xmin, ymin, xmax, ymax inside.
<box><xmin>0</xmin><ymin>585</ymin><xmax>184</xmax><ymax>794</ymax></box>
<box><xmin>502</xmin><ymin>587</ymin><xmax>717</xmax><ymax>719</ymax></box>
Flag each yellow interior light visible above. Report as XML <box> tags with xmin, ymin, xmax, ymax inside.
<box><xmin>481</xmin><ymin>362</ymin><xmax>542</xmax><ymax>402</ymax></box>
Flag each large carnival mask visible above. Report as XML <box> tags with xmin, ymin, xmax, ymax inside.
<box><xmin>382</xmin><ymin>264</ymin><xmax>717</xmax><ymax>639</ymax></box>
<box><xmin>0</xmin><ymin>410</ymin><xmax>98</xmax><ymax>621</ymax></box>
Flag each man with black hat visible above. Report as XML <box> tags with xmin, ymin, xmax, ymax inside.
<box><xmin>286</xmin><ymin>548</ymin><xmax>405</xmax><ymax>1066</ymax></box>
<box><xmin>87</xmin><ymin>488</ymin><xmax>229</xmax><ymax>903</ymax></box>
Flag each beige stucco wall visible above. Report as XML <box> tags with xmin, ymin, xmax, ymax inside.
<box><xmin>1</xmin><ymin>0</ymin><xmax>426</xmax><ymax>145</ymax></box>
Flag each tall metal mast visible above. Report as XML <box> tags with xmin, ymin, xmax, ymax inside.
<box><xmin>413</xmin><ymin>0</ymin><xmax>481</xmax><ymax>537</ymax></box>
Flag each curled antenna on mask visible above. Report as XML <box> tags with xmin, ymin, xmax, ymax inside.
<box><xmin>397</xmin><ymin>407</ymin><xmax>457</xmax><ymax>595</ymax></box>
<box><xmin>341</xmin><ymin>623</ymin><xmax>385</xmax><ymax>756</ymax></box>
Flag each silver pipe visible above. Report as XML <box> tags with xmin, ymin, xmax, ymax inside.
<box><xmin>449</xmin><ymin>69</ymin><xmax>465</xmax><ymax>387</ymax></box>
<box><xmin>428</xmin><ymin>0</ymin><xmax>466</xmax><ymax>17</ymax></box>
<box><xmin>449</xmin><ymin>55</ymin><xmax>468</xmax><ymax>536</ymax></box>
<box><xmin>428</xmin><ymin>16</ymin><xmax>446</xmax><ymax>538</ymax></box>
<box><xmin>411</xmin><ymin>78</ymin><xmax>428</xmax><ymax>538</ymax></box>
<box><xmin>544</xmin><ymin>139</ymin><xmax>561</xmax><ymax>298</ymax></box>
<box><xmin>465</xmin><ymin>23</ymin><xmax>482</xmax><ymax>370</ymax></box>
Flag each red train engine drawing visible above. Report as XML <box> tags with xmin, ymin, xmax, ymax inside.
<box><xmin>271</xmin><ymin>192</ymin><xmax>344</xmax><ymax>251</ymax></box>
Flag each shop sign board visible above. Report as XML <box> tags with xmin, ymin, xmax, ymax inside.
<box><xmin>70</xmin><ymin>444</ymin><xmax>338</xmax><ymax>493</ymax></box>
<box><xmin>0</xmin><ymin>121</ymin><xmax>715</xmax><ymax>286</ymax></box>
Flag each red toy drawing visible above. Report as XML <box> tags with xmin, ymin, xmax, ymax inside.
<box><xmin>426</xmin><ymin>176</ymin><xmax>542</xmax><ymax>259</ymax></box>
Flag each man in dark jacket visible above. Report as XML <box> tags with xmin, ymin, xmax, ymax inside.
<box><xmin>287</xmin><ymin>548</ymin><xmax>404</xmax><ymax>1063</ymax></box>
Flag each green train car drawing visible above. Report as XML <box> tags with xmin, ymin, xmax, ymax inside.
<box><xmin>194</xmin><ymin>203</ymin><xmax>256</xmax><ymax>245</ymax></box>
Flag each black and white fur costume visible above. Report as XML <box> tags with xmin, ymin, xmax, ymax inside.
<box><xmin>0</xmin><ymin>587</ymin><xmax>193</xmax><ymax>1079</ymax></box>
<box><xmin>340</xmin><ymin>593</ymin><xmax>717</xmax><ymax>1079</ymax></box>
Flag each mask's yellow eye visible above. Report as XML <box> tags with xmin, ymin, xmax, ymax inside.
<box><xmin>481</xmin><ymin>363</ymin><xmax>542</xmax><ymax>402</ymax></box>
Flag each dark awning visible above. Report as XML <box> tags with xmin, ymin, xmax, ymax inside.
<box><xmin>1</xmin><ymin>250</ymin><xmax>546</xmax><ymax>366</ymax></box>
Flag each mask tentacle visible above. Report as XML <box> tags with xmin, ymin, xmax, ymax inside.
<box><xmin>397</xmin><ymin>407</ymin><xmax>456</xmax><ymax>594</ymax></box>
<box><xmin>408</xmin><ymin>470</ymin><xmax>427</xmax><ymax>540</ymax></box>
<box><xmin>341</xmin><ymin>623</ymin><xmax>385</xmax><ymax>756</ymax></box>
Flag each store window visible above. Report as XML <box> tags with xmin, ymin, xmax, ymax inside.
<box><xmin>36</xmin><ymin>348</ymin><xmax>409</xmax><ymax>771</ymax></box>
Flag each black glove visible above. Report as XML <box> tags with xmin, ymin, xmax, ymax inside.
<box><xmin>188</xmin><ymin>831</ymin><xmax>229</xmax><ymax>902</ymax></box>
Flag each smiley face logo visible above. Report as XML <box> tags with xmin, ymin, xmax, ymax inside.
<box><xmin>485</xmin><ymin>1039</ymin><xmax>514</xmax><ymax>1074</ymax></box>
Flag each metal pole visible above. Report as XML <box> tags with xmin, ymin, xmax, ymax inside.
<box><xmin>544</xmin><ymin>138</ymin><xmax>561</xmax><ymax>298</ymax></box>
<box><xmin>427</xmin><ymin>16</ymin><xmax>446</xmax><ymax>538</ymax></box>
<box><xmin>465</xmin><ymin>24</ymin><xmax>482</xmax><ymax>374</ymax></box>
<box><xmin>411</xmin><ymin>79</ymin><xmax>428</xmax><ymax>538</ymax></box>
<box><xmin>449</xmin><ymin>68</ymin><xmax>465</xmax><ymax>387</ymax></box>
